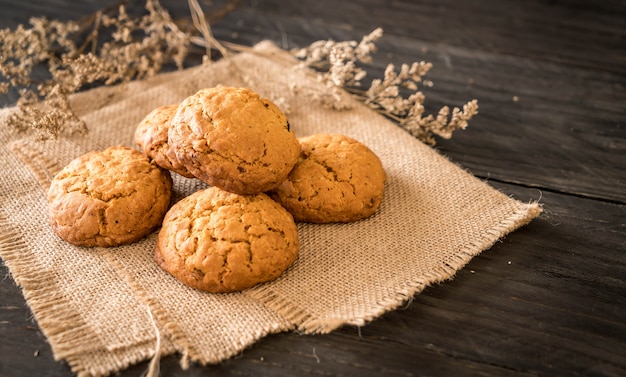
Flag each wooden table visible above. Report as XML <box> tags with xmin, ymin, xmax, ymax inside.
<box><xmin>1</xmin><ymin>1</ymin><xmax>624</xmax><ymax>376</ymax></box>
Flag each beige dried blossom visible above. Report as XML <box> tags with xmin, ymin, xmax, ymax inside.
<box><xmin>294</xmin><ymin>27</ymin><xmax>383</xmax><ymax>65</ymax></box>
<box><xmin>293</xmin><ymin>28</ymin><xmax>478</xmax><ymax>145</ymax></box>
<box><xmin>400</xmin><ymin>98</ymin><xmax>479</xmax><ymax>145</ymax></box>
<box><xmin>1</xmin><ymin>0</ymin><xmax>190</xmax><ymax>138</ymax></box>
<box><xmin>0</xmin><ymin>18</ymin><xmax>79</xmax><ymax>90</ymax></box>
<box><xmin>294</xmin><ymin>27</ymin><xmax>382</xmax><ymax>90</ymax></box>
<box><xmin>365</xmin><ymin>62</ymin><xmax>433</xmax><ymax>111</ymax></box>
<box><xmin>8</xmin><ymin>84</ymin><xmax>85</xmax><ymax>138</ymax></box>
<box><xmin>365</xmin><ymin>63</ymin><xmax>478</xmax><ymax>145</ymax></box>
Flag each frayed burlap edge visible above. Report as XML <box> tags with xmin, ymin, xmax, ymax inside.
<box><xmin>0</xmin><ymin>214</ymin><xmax>98</xmax><ymax>358</ymax></box>
<box><xmin>248</xmin><ymin>202</ymin><xmax>542</xmax><ymax>334</ymax></box>
<box><xmin>99</xmin><ymin>250</ymin><xmax>294</xmax><ymax>370</ymax></box>
<box><xmin>0</xmin><ymin>211</ymin><xmax>180</xmax><ymax>377</ymax></box>
<box><xmin>0</xmin><ymin>214</ymin><xmax>168</xmax><ymax>377</ymax></box>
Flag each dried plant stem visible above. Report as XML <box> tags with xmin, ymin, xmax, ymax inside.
<box><xmin>74</xmin><ymin>0</ymin><xmax>131</xmax><ymax>36</ymax></box>
<box><xmin>188</xmin><ymin>0</ymin><xmax>230</xmax><ymax>60</ymax></box>
<box><xmin>75</xmin><ymin>11</ymin><xmax>102</xmax><ymax>57</ymax></box>
<box><xmin>1</xmin><ymin>0</ymin><xmax>191</xmax><ymax>138</ymax></box>
<box><xmin>175</xmin><ymin>0</ymin><xmax>247</xmax><ymax>33</ymax></box>
<box><xmin>1</xmin><ymin>2</ymin><xmax>477</xmax><ymax>146</ymax></box>
<box><xmin>57</xmin><ymin>0</ymin><xmax>131</xmax><ymax>58</ymax></box>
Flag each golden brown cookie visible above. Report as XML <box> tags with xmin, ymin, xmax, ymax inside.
<box><xmin>154</xmin><ymin>186</ymin><xmax>299</xmax><ymax>293</ymax></box>
<box><xmin>47</xmin><ymin>146</ymin><xmax>173</xmax><ymax>247</ymax></box>
<box><xmin>271</xmin><ymin>133</ymin><xmax>386</xmax><ymax>223</ymax></box>
<box><xmin>168</xmin><ymin>87</ymin><xmax>300</xmax><ymax>194</ymax></box>
<box><xmin>134</xmin><ymin>103</ymin><xmax>195</xmax><ymax>178</ymax></box>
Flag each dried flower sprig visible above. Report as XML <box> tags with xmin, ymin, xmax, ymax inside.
<box><xmin>294</xmin><ymin>27</ymin><xmax>383</xmax><ymax>87</ymax></box>
<box><xmin>293</xmin><ymin>28</ymin><xmax>479</xmax><ymax>145</ymax></box>
<box><xmin>0</xmin><ymin>0</ymin><xmax>190</xmax><ymax>138</ymax></box>
<box><xmin>364</xmin><ymin>63</ymin><xmax>479</xmax><ymax>145</ymax></box>
<box><xmin>399</xmin><ymin>95</ymin><xmax>479</xmax><ymax>145</ymax></box>
<box><xmin>289</xmin><ymin>28</ymin><xmax>381</xmax><ymax>111</ymax></box>
<box><xmin>2</xmin><ymin>1</ymin><xmax>478</xmax><ymax>146</ymax></box>
<box><xmin>1</xmin><ymin>17</ymin><xmax>86</xmax><ymax>136</ymax></box>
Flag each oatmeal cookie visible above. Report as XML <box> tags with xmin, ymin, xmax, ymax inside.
<box><xmin>47</xmin><ymin>146</ymin><xmax>173</xmax><ymax>247</ymax></box>
<box><xmin>168</xmin><ymin>87</ymin><xmax>300</xmax><ymax>194</ymax></box>
<box><xmin>271</xmin><ymin>133</ymin><xmax>386</xmax><ymax>223</ymax></box>
<box><xmin>134</xmin><ymin>103</ymin><xmax>195</xmax><ymax>178</ymax></box>
<box><xmin>154</xmin><ymin>186</ymin><xmax>299</xmax><ymax>293</ymax></box>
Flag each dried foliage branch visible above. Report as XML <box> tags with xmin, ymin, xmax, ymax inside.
<box><xmin>2</xmin><ymin>1</ymin><xmax>477</xmax><ymax>146</ymax></box>
<box><xmin>289</xmin><ymin>28</ymin><xmax>381</xmax><ymax>111</ymax></box>
<box><xmin>294</xmin><ymin>27</ymin><xmax>382</xmax><ymax>87</ymax></box>
<box><xmin>0</xmin><ymin>0</ymin><xmax>190</xmax><ymax>138</ymax></box>
<box><xmin>293</xmin><ymin>28</ymin><xmax>479</xmax><ymax>145</ymax></box>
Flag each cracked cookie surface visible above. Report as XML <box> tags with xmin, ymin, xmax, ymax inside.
<box><xmin>47</xmin><ymin>146</ymin><xmax>173</xmax><ymax>247</ymax></box>
<box><xmin>168</xmin><ymin>87</ymin><xmax>300</xmax><ymax>194</ymax></box>
<box><xmin>271</xmin><ymin>133</ymin><xmax>386</xmax><ymax>223</ymax></box>
<box><xmin>154</xmin><ymin>186</ymin><xmax>299</xmax><ymax>293</ymax></box>
<box><xmin>134</xmin><ymin>103</ymin><xmax>195</xmax><ymax>178</ymax></box>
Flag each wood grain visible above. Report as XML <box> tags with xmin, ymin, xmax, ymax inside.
<box><xmin>210</xmin><ymin>0</ymin><xmax>626</xmax><ymax>202</ymax></box>
<box><xmin>1</xmin><ymin>1</ymin><xmax>625</xmax><ymax>376</ymax></box>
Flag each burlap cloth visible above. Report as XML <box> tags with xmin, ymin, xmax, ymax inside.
<box><xmin>0</xmin><ymin>41</ymin><xmax>541</xmax><ymax>376</ymax></box>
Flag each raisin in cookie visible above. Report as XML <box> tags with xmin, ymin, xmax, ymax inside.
<box><xmin>48</xmin><ymin>146</ymin><xmax>173</xmax><ymax>247</ymax></box>
<box><xmin>134</xmin><ymin>103</ymin><xmax>195</xmax><ymax>178</ymax></box>
<box><xmin>271</xmin><ymin>133</ymin><xmax>386</xmax><ymax>223</ymax></box>
<box><xmin>168</xmin><ymin>87</ymin><xmax>300</xmax><ymax>194</ymax></box>
<box><xmin>154</xmin><ymin>187</ymin><xmax>299</xmax><ymax>293</ymax></box>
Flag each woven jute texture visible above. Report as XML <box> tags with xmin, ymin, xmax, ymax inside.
<box><xmin>0</xmin><ymin>41</ymin><xmax>541</xmax><ymax>376</ymax></box>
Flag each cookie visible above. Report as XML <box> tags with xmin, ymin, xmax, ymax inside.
<box><xmin>47</xmin><ymin>146</ymin><xmax>173</xmax><ymax>247</ymax></box>
<box><xmin>168</xmin><ymin>87</ymin><xmax>300</xmax><ymax>194</ymax></box>
<box><xmin>154</xmin><ymin>186</ymin><xmax>299</xmax><ymax>293</ymax></box>
<box><xmin>271</xmin><ymin>133</ymin><xmax>386</xmax><ymax>223</ymax></box>
<box><xmin>134</xmin><ymin>103</ymin><xmax>195</xmax><ymax>178</ymax></box>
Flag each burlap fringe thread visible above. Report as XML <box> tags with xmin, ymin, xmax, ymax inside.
<box><xmin>248</xmin><ymin>203</ymin><xmax>541</xmax><ymax>335</ymax></box>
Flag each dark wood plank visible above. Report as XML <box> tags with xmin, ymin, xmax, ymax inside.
<box><xmin>207</xmin><ymin>0</ymin><xmax>626</xmax><ymax>203</ymax></box>
<box><xmin>228</xmin><ymin>0</ymin><xmax>626</xmax><ymax>75</ymax></box>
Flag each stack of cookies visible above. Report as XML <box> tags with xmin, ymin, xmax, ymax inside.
<box><xmin>48</xmin><ymin>87</ymin><xmax>386</xmax><ymax>293</ymax></box>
